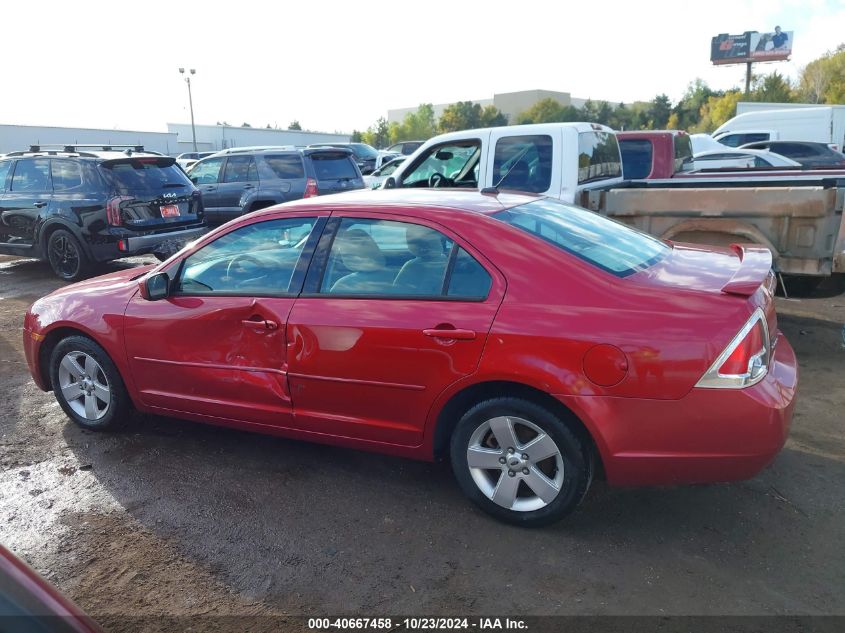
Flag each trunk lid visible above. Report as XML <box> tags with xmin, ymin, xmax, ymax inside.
<box><xmin>307</xmin><ymin>150</ymin><xmax>365</xmax><ymax>195</ymax></box>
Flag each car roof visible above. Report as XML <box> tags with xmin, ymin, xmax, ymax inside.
<box><xmin>274</xmin><ymin>189</ymin><xmax>539</xmax><ymax>215</ymax></box>
<box><xmin>1</xmin><ymin>150</ymin><xmax>166</xmax><ymax>160</ymax></box>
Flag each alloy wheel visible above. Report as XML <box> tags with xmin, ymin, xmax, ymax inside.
<box><xmin>57</xmin><ymin>351</ymin><xmax>111</xmax><ymax>421</ymax></box>
<box><xmin>466</xmin><ymin>416</ymin><xmax>565</xmax><ymax>512</ymax></box>
<box><xmin>49</xmin><ymin>234</ymin><xmax>80</xmax><ymax>279</ymax></box>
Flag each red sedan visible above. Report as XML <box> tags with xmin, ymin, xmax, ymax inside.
<box><xmin>23</xmin><ymin>191</ymin><xmax>797</xmax><ymax>526</ymax></box>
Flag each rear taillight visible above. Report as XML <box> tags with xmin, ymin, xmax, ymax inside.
<box><xmin>696</xmin><ymin>308</ymin><xmax>770</xmax><ymax>389</ymax></box>
<box><xmin>106</xmin><ymin>196</ymin><xmax>132</xmax><ymax>226</ymax></box>
<box><xmin>304</xmin><ymin>177</ymin><xmax>319</xmax><ymax>198</ymax></box>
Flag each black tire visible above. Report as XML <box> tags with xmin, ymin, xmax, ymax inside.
<box><xmin>46</xmin><ymin>229</ymin><xmax>90</xmax><ymax>282</ymax></box>
<box><xmin>450</xmin><ymin>397</ymin><xmax>591</xmax><ymax>527</ymax></box>
<box><xmin>49</xmin><ymin>335</ymin><xmax>130</xmax><ymax>431</ymax></box>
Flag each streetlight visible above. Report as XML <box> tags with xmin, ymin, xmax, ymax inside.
<box><xmin>178</xmin><ymin>68</ymin><xmax>198</xmax><ymax>152</ymax></box>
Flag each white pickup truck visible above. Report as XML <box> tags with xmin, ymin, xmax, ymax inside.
<box><xmin>382</xmin><ymin>122</ymin><xmax>845</xmax><ymax>286</ymax></box>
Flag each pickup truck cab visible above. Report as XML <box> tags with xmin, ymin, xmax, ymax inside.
<box><xmin>384</xmin><ymin>122</ymin><xmax>624</xmax><ymax>204</ymax></box>
<box><xmin>384</xmin><ymin>123</ymin><xmax>845</xmax><ymax>283</ymax></box>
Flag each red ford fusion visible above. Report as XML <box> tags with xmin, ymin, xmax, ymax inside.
<box><xmin>22</xmin><ymin>190</ymin><xmax>797</xmax><ymax>526</ymax></box>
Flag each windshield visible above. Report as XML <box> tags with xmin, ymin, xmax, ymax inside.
<box><xmin>493</xmin><ymin>198</ymin><xmax>668</xmax><ymax>277</ymax></box>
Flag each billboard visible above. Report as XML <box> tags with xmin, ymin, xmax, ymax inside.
<box><xmin>710</xmin><ymin>28</ymin><xmax>793</xmax><ymax>65</ymax></box>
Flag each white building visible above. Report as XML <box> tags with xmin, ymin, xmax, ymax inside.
<box><xmin>0</xmin><ymin>123</ymin><xmax>351</xmax><ymax>156</ymax></box>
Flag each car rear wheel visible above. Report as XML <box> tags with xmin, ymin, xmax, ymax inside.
<box><xmin>49</xmin><ymin>336</ymin><xmax>129</xmax><ymax>431</ymax></box>
<box><xmin>450</xmin><ymin>397</ymin><xmax>591</xmax><ymax>527</ymax></box>
<box><xmin>47</xmin><ymin>229</ymin><xmax>89</xmax><ymax>282</ymax></box>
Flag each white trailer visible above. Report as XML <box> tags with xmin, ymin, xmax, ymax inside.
<box><xmin>713</xmin><ymin>104</ymin><xmax>845</xmax><ymax>150</ymax></box>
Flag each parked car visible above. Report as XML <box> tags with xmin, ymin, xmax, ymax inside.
<box><xmin>308</xmin><ymin>143</ymin><xmax>379</xmax><ymax>174</ymax></box>
<box><xmin>0</xmin><ymin>145</ymin><xmax>207</xmax><ymax>280</ymax></box>
<box><xmin>385</xmin><ymin>141</ymin><xmax>424</xmax><ymax>156</ymax></box>
<box><xmin>23</xmin><ymin>190</ymin><xmax>797</xmax><ymax>526</ymax></box>
<box><xmin>186</xmin><ymin>147</ymin><xmax>364</xmax><ymax>224</ymax></box>
<box><xmin>384</xmin><ymin>123</ymin><xmax>845</xmax><ymax>281</ymax></box>
<box><xmin>364</xmin><ymin>156</ymin><xmax>406</xmax><ymax>189</ymax></box>
<box><xmin>738</xmin><ymin>140</ymin><xmax>845</xmax><ymax>169</ymax></box>
<box><xmin>693</xmin><ymin>148</ymin><xmax>801</xmax><ymax>169</ymax></box>
<box><xmin>375</xmin><ymin>151</ymin><xmax>402</xmax><ymax>170</ymax></box>
<box><xmin>176</xmin><ymin>151</ymin><xmax>217</xmax><ymax>170</ymax></box>
<box><xmin>0</xmin><ymin>544</ymin><xmax>103</xmax><ymax>632</ymax></box>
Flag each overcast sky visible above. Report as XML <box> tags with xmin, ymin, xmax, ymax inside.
<box><xmin>1</xmin><ymin>0</ymin><xmax>842</xmax><ymax>134</ymax></box>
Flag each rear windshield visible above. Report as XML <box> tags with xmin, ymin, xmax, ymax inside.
<box><xmin>619</xmin><ymin>139</ymin><xmax>653</xmax><ymax>179</ymax></box>
<box><xmin>493</xmin><ymin>198</ymin><xmax>668</xmax><ymax>277</ymax></box>
<box><xmin>311</xmin><ymin>154</ymin><xmax>359</xmax><ymax>180</ymax></box>
<box><xmin>349</xmin><ymin>143</ymin><xmax>379</xmax><ymax>159</ymax></box>
<box><xmin>100</xmin><ymin>158</ymin><xmax>192</xmax><ymax>194</ymax></box>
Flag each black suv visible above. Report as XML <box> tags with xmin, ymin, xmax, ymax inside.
<box><xmin>186</xmin><ymin>146</ymin><xmax>365</xmax><ymax>224</ymax></box>
<box><xmin>0</xmin><ymin>145</ymin><xmax>207</xmax><ymax>281</ymax></box>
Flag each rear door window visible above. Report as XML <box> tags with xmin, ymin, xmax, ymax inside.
<box><xmin>10</xmin><ymin>159</ymin><xmax>51</xmax><ymax>192</ymax></box>
<box><xmin>310</xmin><ymin>153</ymin><xmax>359</xmax><ymax>180</ymax></box>
<box><xmin>51</xmin><ymin>160</ymin><xmax>85</xmax><ymax>191</ymax></box>
<box><xmin>265</xmin><ymin>155</ymin><xmax>305</xmax><ymax>179</ymax></box>
<box><xmin>101</xmin><ymin>158</ymin><xmax>193</xmax><ymax>194</ymax></box>
<box><xmin>223</xmin><ymin>156</ymin><xmax>258</xmax><ymax>183</ymax></box>
<box><xmin>577</xmin><ymin>132</ymin><xmax>622</xmax><ymax>184</ymax></box>
<box><xmin>492</xmin><ymin>135</ymin><xmax>553</xmax><ymax>192</ymax></box>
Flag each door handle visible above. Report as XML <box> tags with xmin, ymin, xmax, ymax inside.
<box><xmin>242</xmin><ymin>318</ymin><xmax>279</xmax><ymax>331</ymax></box>
<box><xmin>423</xmin><ymin>328</ymin><xmax>476</xmax><ymax>340</ymax></box>
<box><xmin>33</xmin><ymin>201</ymin><xmax>48</xmax><ymax>208</ymax></box>
<box><xmin>242</xmin><ymin>184</ymin><xmax>255</xmax><ymax>189</ymax></box>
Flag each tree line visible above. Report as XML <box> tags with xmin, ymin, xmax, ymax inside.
<box><xmin>352</xmin><ymin>44</ymin><xmax>845</xmax><ymax>148</ymax></box>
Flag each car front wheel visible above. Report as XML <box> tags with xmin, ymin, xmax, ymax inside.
<box><xmin>450</xmin><ymin>397</ymin><xmax>591</xmax><ymax>527</ymax></box>
<box><xmin>49</xmin><ymin>336</ymin><xmax>129</xmax><ymax>430</ymax></box>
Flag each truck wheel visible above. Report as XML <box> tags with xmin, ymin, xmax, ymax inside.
<box><xmin>450</xmin><ymin>397</ymin><xmax>591</xmax><ymax>527</ymax></box>
<box><xmin>47</xmin><ymin>229</ymin><xmax>90</xmax><ymax>282</ymax></box>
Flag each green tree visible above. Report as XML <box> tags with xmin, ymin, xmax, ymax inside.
<box><xmin>391</xmin><ymin>104</ymin><xmax>437</xmax><ymax>142</ymax></box>
<box><xmin>439</xmin><ymin>101</ymin><xmax>483</xmax><ymax>132</ymax></box>
<box><xmin>674</xmin><ymin>79</ymin><xmax>717</xmax><ymax>130</ymax></box>
<box><xmin>750</xmin><ymin>71</ymin><xmax>795</xmax><ymax>103</ymax></box>
<box><xmin>515</xmin><ymin>98</ymin><xmax>577</xmax><ymax>124</ymax></box>
<box><xmin>288</xmin><ymin>120</ymin><xmax>302</xmax><ymax>130</ymax></box>
<box><xmin>798</xmin><ymin>44</ymin><xmax>845</xmax><ymax>104</ymax></box>
<box><xmin>647</xmin><ymin>94</ymin><xmax>672</xmax><ymax>129</ymax></box>
<box><xmin>350</xmin><ymin>130</ymin><xmax>363</xmax><ymax>142</ymax></box>
<box><xmin>361</xmin><ymin>117</ymin><xmax>391</xmax><ymax>148</ymax></box>
<box><xmin>479</xmin><ymin>105</ymin><xmax>508</xmax><ymax>127</ymax></box>
<box><xmin>695</xmin><ymin>90</ymin><xmax>742</xmax><ymax>132</ymax></box>
<box><xmin>595</xmin><ymin>101</ymin><xmax>613</xmax><ymax>125</ymax></box>
<box><xmin>241</xmin><ymin>122</ymin><xmax>252</xmax><ymax>127</ymax></box>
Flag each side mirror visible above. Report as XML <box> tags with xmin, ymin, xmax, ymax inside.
<box><xmin>384</xmin><ymin>176</ymin><xmax>396</xmax><ymax>189</ymax></box>
<box><xmin>190</xmin><ymin>176</ymin><xmax>198</xmax><ymax>184</ymax></box>
<box><xmin>139</xmin><ymin>272</ymin><xmax>170</xmax><ymax>301</ymax></box>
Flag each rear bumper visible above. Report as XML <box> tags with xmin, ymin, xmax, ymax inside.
<box><xmin>90</xmin><ymin>225</ymin><xmax>208</xmax><ymax>261</ymax></box>
<box><xmin>557</xmin><ymin>332</ymin><xmax>798</xmax><ymax>486</ymax></box>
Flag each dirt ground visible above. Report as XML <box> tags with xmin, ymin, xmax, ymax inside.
<box><xmin>1</xmin><ymin>254</ymin><xmax>843</xmax><ymax>629</ymax></box>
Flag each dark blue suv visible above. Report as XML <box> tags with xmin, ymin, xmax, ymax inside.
<box><xmin>186</xmin><ymin>146</ymin><xmax>365</xmax><ymax>224</ymax></box>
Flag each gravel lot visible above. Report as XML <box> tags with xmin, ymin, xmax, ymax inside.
<box><xmin>1</xmin><ymin>254</ymin><xmax>843</xmax><ymax>630</ymax></box>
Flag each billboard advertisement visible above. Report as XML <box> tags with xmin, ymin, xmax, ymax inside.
<box><xmin>710</xmin><ymin>28</ymin><xmax>793</xmax><ymax>65</ymax></box>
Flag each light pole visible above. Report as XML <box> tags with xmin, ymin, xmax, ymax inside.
<box><xmin>179</xmin><ymin>68</ymin><xmax>198</xmax><ymax>152</ymax></box>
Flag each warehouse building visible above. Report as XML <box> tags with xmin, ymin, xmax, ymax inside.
<box><xmin>0</xmin><ymin>123</ymin><xmax>350</xmax><ymax>156</ymax></box>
